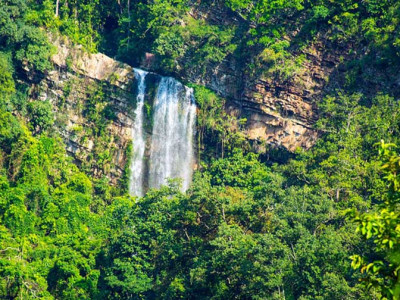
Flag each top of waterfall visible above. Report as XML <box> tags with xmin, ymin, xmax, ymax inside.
<box><xmin>133</xmin><ymin>68</ymin><xmax>196</xmax><ymax>105</ymax></box>
<box><xmin>133</xmin><ymin>68</ymin><xmax>149</xmax><ymax>77</ymax></box>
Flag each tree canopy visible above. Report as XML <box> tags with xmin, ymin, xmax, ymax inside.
<box><xmin>0</xmin><ymin>0</ymin><xmax>400</xmax><ymax>299</ymax></box>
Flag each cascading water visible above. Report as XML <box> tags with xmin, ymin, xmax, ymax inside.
<box><xmin>129</xmin><ymin>69</ymin><xmax>196</xmax><ymax>197</ymax></box>
<box><xmin>149</xmin><ymin>77</ymin><xmax>196</xmax><ymax>191</ymax></box>
<box><xmin>129</xmin><ymin>68</ymin><xmax>148</xmax><ymax>197</ymax></box>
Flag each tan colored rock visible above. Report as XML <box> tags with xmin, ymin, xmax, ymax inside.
<box><xmin>28</xmin><ymin>34</ymin><xmax>138</xmax><ymax>184</ymax></box>
<box><xmin>50</xmin><ymin>34</ymin><xmax>134</xmax><ymax>87</ymax></box>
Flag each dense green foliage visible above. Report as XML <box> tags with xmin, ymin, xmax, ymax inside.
<box><xmin>24</xmin><ymin>0</ymin><xmax>400</xmax><ymax>85</ymax></box>
<box><xmin>0</xmin><ymin>0</ymin><xmax>400</xmax><ymax>299</ymax></box>
<box><xmin>190</xmin><ymin>84</ymin><xmax>248</xmax><ymax>162</ymax></box>
<box><xmin>351</xmin><ymin>141</ymin><xmax>400</xmax><ymax>299</ymax></box>
<box><xmin>62</xmin><ymin>0</ymin><xmax>399</xmax><ymax>86</ymax></box>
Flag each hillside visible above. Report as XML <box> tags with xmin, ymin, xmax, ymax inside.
<box><xmin>0</xmin><ymin>0</ymin><xmax>400</xmax><ymax>299</ymax></box>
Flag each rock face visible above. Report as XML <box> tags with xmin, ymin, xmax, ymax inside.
<box><xmin>179</xmin><ymin>63</ymin><xmax>321</xmax><ymax>152</ymax></box>
<box><xmin>28</xmin><ymin>36</ymin><xmax>195</xmax><ymax>186</ymax></box>
<box><xmin>140</xmin><ymin>4</ymin><xmax>353</xmax><ymax>152</ymax></box>
<box><xmin>222</xmin><ymin>42</ymin><xmax>343</xmax><ymax>152</ymax></box>
<box><xmin>29</xmin><ymin>35</ymin><xmax>138</xmax><ymax>184</ymax></box>
<box><xmin>162</xmin><ymin>42</ymin><xmax>344</xmax><ymax>151</ymax></box>
<box><xmin>28</xmin><ymin>27</ymin><xmax>344</xmax><ymax>183</ymax></box>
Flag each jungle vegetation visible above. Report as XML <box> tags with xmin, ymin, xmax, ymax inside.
<box><xmin>0</xmin><ymin>0</ymin><xmax>400</xmax><ymax>299</ymax></box>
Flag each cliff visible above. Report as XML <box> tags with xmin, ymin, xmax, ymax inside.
<box><xmin>177</xmin><ymin>39</ymin><xmax>343</xmax><ymax>152</ymax></box>
<box><xmin>26</xmin><ymin>28</ymin><xmax>346</xmax><ymax>183</ymax></box>
<box><xmin>28</xmin><ymin>36</ymin><xmax>138</xmax><ymax>184</ymax></box>
<box><xmin>137</xmin><ymin>2</ymin><xmax>362</xmax><ymax>152</ymax></box>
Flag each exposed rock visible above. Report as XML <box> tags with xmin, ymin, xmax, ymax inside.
<box><xmin>28</xmin><ymin>35</ymin><xmax>139</xmax><ymax>184</ymax></box>
<box><xmin>51</xmin><ymin>35</ymin><xmax>135</xmax><ymax>87</ymax></box>
<box><xmin>27</xmin><ymin>23</ymin><xmax>348</xmax><ymax>184</ymax></box>
<box><xmin>140</xmin><ymin>3</ymin><xmax>354</xmax><ymax>152</ymax></box>
<box><xmin>165</xmin><ymin>38</ymin><xmax>348</xmax><ymax>151</ymax></box>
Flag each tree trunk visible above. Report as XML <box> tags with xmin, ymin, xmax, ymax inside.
<box><xmin>55</xmin><ymin>0</ymin><xmax>60</xmax><ymax>17</ymax></box>
<box><xmin>127</xmin><ymin>0</ymin><xmax>131</xmax><ymax>50</ymax></box>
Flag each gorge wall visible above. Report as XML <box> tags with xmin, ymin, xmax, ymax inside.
<box><xmin>25</xmin><ymin>32</ymin><xmax>338</xmax><ymax>183</ymax></box>
<box><xmin>21</xmin><ymin>0</ymin><xmax>400</xmax><ymax>187</ymax></box>
<box><xmin>139</xmin><ymin>3</ymin><xmax>358</xmax><ymax>152</ymax></box>
<box><xmin>177</xmin><ymin>41</ymin><xmax>345</xmax><ymax>152</ymax></box>
<box><xmin>27</xmin><ymin>36</ymin><xmax>140</xmax><ymax>184</ymax></box>
<box><xmin>25</xmin><ymin>29</ymin><xmax>350</xmax><ymax>184</ymax></box>
<box><xmin>27</xmin><ymin>35</ymin><xmax>197</xmax><ymax>186</ymax></box>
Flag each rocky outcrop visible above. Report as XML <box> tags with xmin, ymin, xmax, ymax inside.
<box><xmin>29</xmin><ymin>35</ymin><xmax>138</xmax><ymax>184</ymax></box>
<box><xmin>140</xmin><ymin>3</ymin><xmax>353</xmax><ymax>152</ymax></box>
<box><xmin>229</xmin><ymin>43</ymin><xmax>345</xmax><ymax>152</ymax></box>
<box><xmin>28</xmin><ymin>23</ymin><xmax>347</xmax><ymax>183</ymax></box>
<box><xmin>164</xmin><ymin>40</ymin><xmax>346</xmax><ymax>151</ymax></box>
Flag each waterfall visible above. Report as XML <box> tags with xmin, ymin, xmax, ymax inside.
<box><xmin>129</xmin><ymin>68</ymin><xmax>148</xmax><ymax>197</ymax></box>
<box><xmin>149</xmin><ymin>77</ymin><xmax>196</xmax><ymax>191</ymax></box>
<box><xmin>129</xmin><ymin>69</ymin><xmax>196</xmax><ymax>197</ymax></box>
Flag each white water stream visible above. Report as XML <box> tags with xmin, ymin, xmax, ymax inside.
<box><xmin>129</xmin><ymin>69</ymin><xmax>196</xmax><ymax>197</ymax></box>
<box><xmin>129</xmin><ymin>69</ymin><xmax>148</xmax><ymax>197</ymax></box>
